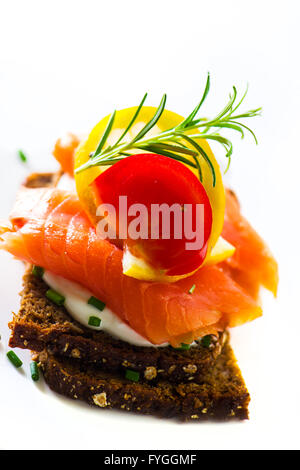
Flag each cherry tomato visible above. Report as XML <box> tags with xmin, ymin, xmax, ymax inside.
<box><xmin>92</xmin><ymin>154</ymin><xmax>212</xmax><ymax>275</ymax></box>
<box><xmin>74</xmin><ymin>106</ymin><xmax>225</xmax><ymax>252</ymax></box>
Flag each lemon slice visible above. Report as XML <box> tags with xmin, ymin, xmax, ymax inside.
<box><xmin>122</xmin><ymin>246</ymin><xmax>194</xmax><ymax>282</ymax></box>
<box><xmin>123</xmin><ymin>237</ymin><xmax>235</xmax><ymax>282</ymax></box>
<box><xmin>204</xmin><ymin>236</ymin><xmax>235</xmax><ymax>266</ymax></box>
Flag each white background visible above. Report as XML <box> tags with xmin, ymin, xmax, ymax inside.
<box><xmin>0</xmin><ymin>0</ymin><xmax>299</xmax><ymax>450</ymax></box>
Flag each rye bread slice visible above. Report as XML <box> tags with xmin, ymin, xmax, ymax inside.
<box><xmin>37</xmin><ymin>340</ymin><xmax>249</xmax><ymax>421</ymax></box>
<box><xmin>9</xmin><ymin>270</ymin><xmax>226</xmax><ymax>383</ymax></box>
<box><xmin>22</xmin><ymin>171</ymin><xmax>62</xmax><ymax>188</ymax></box>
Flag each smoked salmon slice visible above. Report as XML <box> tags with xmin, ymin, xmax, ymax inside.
<box><xmin>222</xmin><ymin>189</ymin><xmax>278</xmax><ymax>299</ymax></box>
<box><xmin>52</xmin><ymin>133</ymin><xmax>80</xmax><ymax>176</ymax></box>
<box><xmin>0</xmin><ymin>187</ymin><xmax>262</xmax><ymax>346</ymax></box>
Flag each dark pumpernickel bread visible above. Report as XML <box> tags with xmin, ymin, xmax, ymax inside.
<box><xmin>37</xmin><ymin>340</ymin><xmax>250</xmax><ymax>421</ymax></box>
<box><xmin>9</xmin><ymin>270</ymin><xmax>226</xmax><ymax>383</ymax></box>
<box><xmin>22</xmin><ymin>171</ymin><xmax>61</xmax><ymax>188</ymax></box>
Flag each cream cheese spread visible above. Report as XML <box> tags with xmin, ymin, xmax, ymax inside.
<box><xmin>43</xmin><ymin>270</ymin><xmax>168</xmax><ymax>348</ymax></box>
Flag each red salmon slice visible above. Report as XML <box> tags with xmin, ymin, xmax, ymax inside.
<box><xmin>0</xmin><ymin>187</ymin><xmax>262</xmax><ymax>346</ymax></box>
<box><xmin>52</xmin><ymin>133</ymin><xmax>80</xmax><ymax>176</ymax></box>
<box><xmin>222</xmin><ymin>189</ymin><xmax>278</xmax><ymax>298</ymax></box>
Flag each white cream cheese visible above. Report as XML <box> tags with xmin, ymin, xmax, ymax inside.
<box><xmin>43</xmin><ymin>270</ymin><xmax>168</xmax><ymax>348</ymax></box>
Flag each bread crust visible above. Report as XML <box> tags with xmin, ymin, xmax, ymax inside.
<box><xmin>37</xmin><ymin>340</ymin><xmax>250</xmax><ymax>421</ymax></box>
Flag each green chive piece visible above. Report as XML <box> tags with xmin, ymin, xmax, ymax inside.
<box><xmin>46</xmin><ymin>289</ymin><xmax>65</xmax><ymax>306</ymax></box>
<box><xmin>30</xmin><ymin>361</ymin><xmax>39</xmax><ymax>381</ymax></box>
<box><xmin>88</xmin><ymin>316</ymin><xmax>101</xmax><ymax>327</ymax></box>
<box><xmin>125</xmin><ymin>369</ymin><xmax>140</xmax><ymax>382</ymax></box>
<box><xmin>17</xmin><ymin>149</ymin><xmax>27</xmax><ymax>163</ymax></box>
<box><xmin>173</xmin><ymin>343</ymin><xmax>191</xmax><ymax>351</ymax></box>
<box><xmin>32</xmin><ymin>265</ymin><xmax>44</xmax><ymax>278</ymax></box>
<box><xmin>180</xmin><ymin>343</ymin><xmax>191</xmax><ymax>350</ymax></box>
<box><xmin>88</xmin><ymin>296</ymin><xmax>106</xmax><ymax>311</ymax></box>
<box><xmin>7</xmin><ymin>350</ymin><xmax>23</xmax><ymax>368</ymax></box>
<box><xmin>201</xmin><ymin>335</ymin><xmax>212</xmax><ymax>348</ymax></box>
<box><xmin>188</xmin><ymin>284</ymin><xmax>196</xmax><ymax>294</ymax></box>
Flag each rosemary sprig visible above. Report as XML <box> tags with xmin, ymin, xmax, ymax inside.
<box><xmin>75</xmin><ymin>74</ymin><xmax>261</xmax><ymax>186</ymax></box>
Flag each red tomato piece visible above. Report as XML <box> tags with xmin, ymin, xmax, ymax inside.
<box><xmin>92</xmin><ymin>154</ymin><xmax>212</xmax><ymax>275</ymax></box>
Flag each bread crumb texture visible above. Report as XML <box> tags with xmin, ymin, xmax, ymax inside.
<box><xmin>93</xmin><ymin>392</ymin><xmax>108</xmax><ymax>408</ymax></box>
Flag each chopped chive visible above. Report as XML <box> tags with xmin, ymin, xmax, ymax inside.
<box><xmin>17</xmin><ymin>149</ymin><xmax>28</xmax><ymax>163</ymax></box>
<box><xmin>30</xmin><ymin>361</ymin><xmax>39</xmax><ymax>381</ymax></box>
<box><xmin>88</xmin><ymin>316</ymin><xmax>101</xmax><ymax>327</ymax></box>
<box><xmin>32</xmin><ymin>265</ymin><xmax>44</xmax><ymax>278</ymax></box>
<box><xmin>88</xmin><ymin>296</ymin><xmax>106</xmax><ymax>311</ymax></box>
<box><xmin>46</xmin><ymin>289</ymin><xmax>65</xmax><ymax>306</ymax></box>
<box><xmin>188</xmin><ymin>284</ymin><xmax>196</xmax><ymax>294</ymax></box>
<box><xmin>7</xmin><ymin>350</ymin><xmax>23</xmax><ymax>368</ymax></box>
<box><xmin>201</xmin><ymin>335</ymin><xmax>212</xmax><ymax>348</ymax></box>
<box><xmin>125</xmin><ymin>369</ymin><xmax>140</xmax><ymax>382</ymax></box>
<box><xmin>173</xmin><ymin>343</ymin><xmax>191</xmax><ymax>351</ymax></box>
<box><xmin>180</xmin><ymin>343</ymin><xmax>191</xmax><ymax>350</ymax></box>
